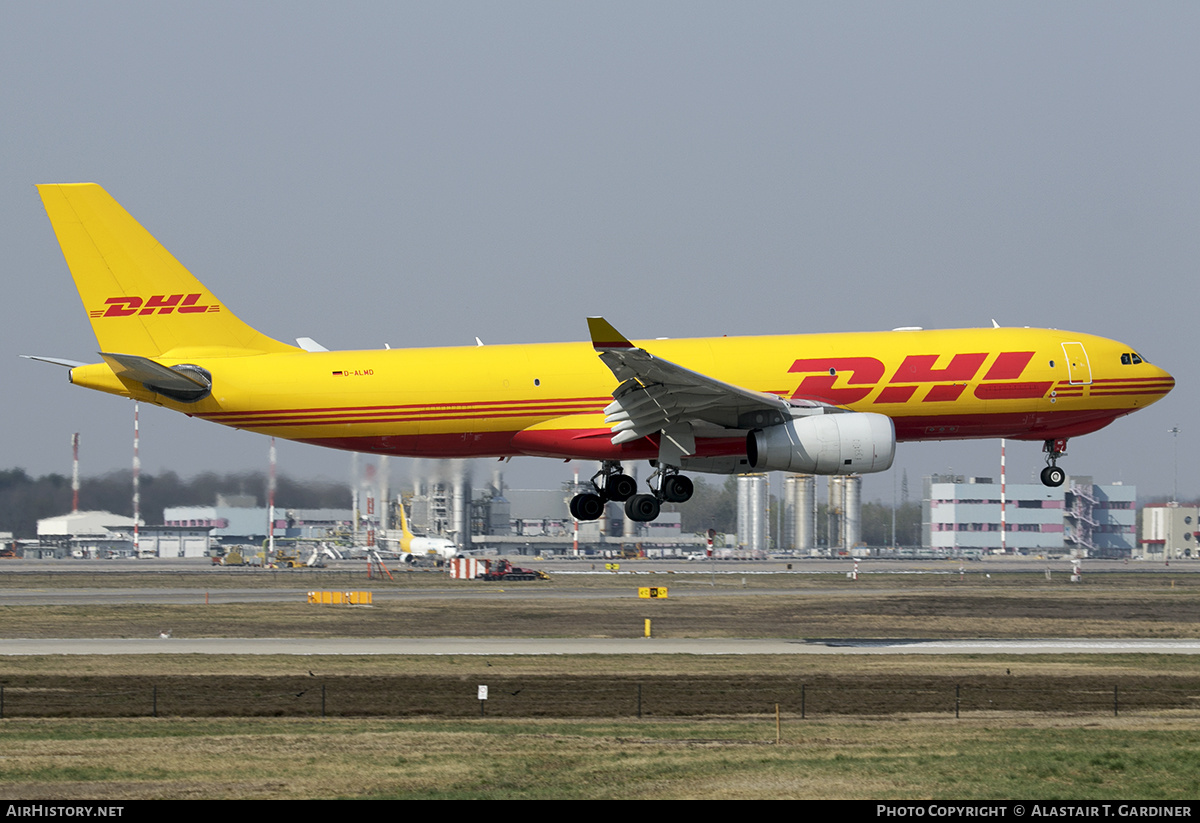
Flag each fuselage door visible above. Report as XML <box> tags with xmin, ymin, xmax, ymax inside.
<box><xmin>1061</xmin><ymin>342</ymin><xmax>1092</xmax><ymax>385</ymax></box>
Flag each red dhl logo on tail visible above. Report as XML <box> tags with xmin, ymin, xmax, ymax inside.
<box><xmin>789</xmin><ymin>352</ymin><xmax>1051</xmax><ymax>405</ymax></box>
<box><xmin>89</xmin><ymin>294</ymin><xmax>220</xmax><ymax>318</ymax></box>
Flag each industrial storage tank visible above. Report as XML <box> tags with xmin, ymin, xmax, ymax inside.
<box><xmin>828</xmin><ymin>474</ymin><xmax>863</xmax><ymax>551</ymax></box>
<box><xmin>783</xmin><ymin>474</ymin><xmax>816</xmax><ymax>552</ymax></box>
<box><xmin>737</xmin><ymin>474</ymin><xmax>768</xmax><ymax>553</ymax></box>
<box><xmin>843</xmin><ymin>474</ymin><xmax>862</xmax><ymax>549</ymax></box>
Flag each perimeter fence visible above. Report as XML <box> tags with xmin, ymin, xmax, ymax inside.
<box><xmin>2</xmin><ymin>675</ymin><xmax>1199</xmax><ymax>719</ymax></box>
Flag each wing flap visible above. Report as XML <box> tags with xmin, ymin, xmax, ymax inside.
<box><xmin>588</xmin><ymin>317</ymin><xmax>810</xmax><ymax>458</ymax></box>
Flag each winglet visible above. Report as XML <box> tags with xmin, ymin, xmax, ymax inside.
<box><xmin>587</xmin><ymin>317</ymin><xmax>635</xmax><ymax>350</ymax></box>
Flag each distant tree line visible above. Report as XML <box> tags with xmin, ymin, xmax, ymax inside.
<box><xmin>0</xmin><ymin>469</ymin><xmax>350</xmax><ymax>538</ymax></box>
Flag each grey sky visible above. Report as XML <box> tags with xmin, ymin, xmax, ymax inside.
<box><xmin>2</xmin><ymin>2</ymin><xmax>1195</xmax><ymax>503</ymax></box>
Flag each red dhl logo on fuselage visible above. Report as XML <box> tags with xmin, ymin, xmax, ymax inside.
<box><xmin>90</xmin><ymin>294</ymin><xmax>219</xmax><ymax>317</ymax></box>
<box><xmin>788</xmin><ymin>352</ymin><xmax>1053</xmax><ymax>405</ymax></box>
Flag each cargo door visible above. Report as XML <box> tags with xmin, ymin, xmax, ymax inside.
<box><xmin>1061</xmin><ymin>342</ymin><xmax>1092</xmax><ymax>385</ymax></box>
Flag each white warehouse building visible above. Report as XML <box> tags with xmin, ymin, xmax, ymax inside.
<box><xmin>923</xmin><ymin>475</ymin><xmax>1135</xmax><ymax>557</ymax></box>
<box><xmin>1140</xmin><ymin>503</ymin><xmax>1200</xmax><ymax>560</ymax></box>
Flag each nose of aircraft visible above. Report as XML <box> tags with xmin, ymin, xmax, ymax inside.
<box><xmin>1159</xmin><ymin>364</ymin><xmax>1175</xmax><ymax>390</ymax></box>
<box><xmin>1144</xmin><ymin>362</ymin><xmax>1175</xmax><ymax>406</ymax></box>
<box><xmin>1103</xmin><ymin>338</ymin><xmax>1174</xmax><ymax>408</ymax></box>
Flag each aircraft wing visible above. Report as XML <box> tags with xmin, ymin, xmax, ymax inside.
<box><xmin>587</xmin><ymin>317</ymin><xmax>822</xmax><ymax>461</ymax></box>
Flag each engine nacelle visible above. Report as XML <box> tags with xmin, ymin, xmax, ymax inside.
<box><xmin>747</xmin><ymin>413</ymin><xmax>896</xmax><ymax>474</ymax></box>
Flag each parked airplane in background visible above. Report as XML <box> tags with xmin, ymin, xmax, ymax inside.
<box><xmin>29</xmin><ymin>184</ymin><xmax>1174</xmax><ymax>522</ymax></box>
<box><xmin>397</xmin><ymin>504</ymin><xmax>457</xmax><ymax>561</ymax></box>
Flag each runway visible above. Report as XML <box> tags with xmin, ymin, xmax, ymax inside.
<box><xmin>3</xmin><ymin>637</ymin><xmax>1200</xmax><ymax>655</ymax></box>
<box><xmin>0</xmin><ymin>586</ymin><xmax>901</xmax><ymax>605</ymax></box>
<box><xmin>5</xmin><ymin>559</ymin><xmax>1197</xmax><ymax>657</ymax></box>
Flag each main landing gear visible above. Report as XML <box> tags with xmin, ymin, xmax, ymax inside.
<box><xmin>568</xmin><ymin>462</ymin><xmax>695</xmax><ymax>523</ymax></box>
<box><xmin>1040</xmin><ymin>438</ymin><xmax>1068</xmax><ymax>487</ymax></box>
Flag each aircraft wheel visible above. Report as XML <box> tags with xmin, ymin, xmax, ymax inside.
<box><xmin>1040</xmin><ymin>466</ymin><xmax>1065</xmax><ymax>487</ymax></box>
<box><xmin>625</xmin><ymin>494</ymin><xmax>661</xmax><ymax>522</ymax></box>
<box><xmin>571</xmin><ymin>493</ymin><xmax>606</xmax><ymax>521</ymax></box>
<box><xmin>604</xmin><ymin>473</ymin><xmax>638</xmax><ymax>502</ymax></box>
<box><xmin>661</xmin><ymin>475</ymin><xmax>694</xmax><ymax>503</ymax></box>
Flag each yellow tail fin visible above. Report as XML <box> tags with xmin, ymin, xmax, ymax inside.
<box><xmin>398</xmin><ymin>503</ymin><xmax>414</xmax><ymax>540</ymax></box>
<box><xmin>397</xmin><ymin>503</ymin><xmax>415</xmax><ymax>554</ymax></box>
<box><xmin>38</xmin><ymin>183</ymin><xmax>295</xmax><ymax>359</ymax></box>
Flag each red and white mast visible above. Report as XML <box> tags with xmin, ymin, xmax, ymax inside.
<box><xmin>1000</xmin><ymin>439</ymin><xmax>1007</xmax><ymax>554</ymax></box>
<box><xmin>132</xmin><ymin>405</ymin><xmax>140</xmax><ymax>555</ymax></box>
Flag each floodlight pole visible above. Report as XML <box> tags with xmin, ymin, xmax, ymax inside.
<box><xmin>268</xmin><ymin>437</ymin><xmax>277</xmax><ymax>557</ymax></box>
<box><xmin>1168</xmin><ymin>427</ymin><xmax>1181</xmax><ymax>503</ymax></box>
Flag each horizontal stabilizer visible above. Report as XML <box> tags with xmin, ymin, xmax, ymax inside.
<box><xmin>20</xmin><ymin>355</ymin><xmax>88</xmax><ymax>369</ymax></box>
<box><xmin>100</xmin><ymin>352</ymin><xmax>212</xmax><ymax>402</ymax></box>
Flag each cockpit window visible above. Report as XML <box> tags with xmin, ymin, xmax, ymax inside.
<box><xmin>1121</xmin><ymin>353</ymin><xmax>1131</xmax><ymax>365</ymax></box>
<box><xmin>1132</xmin><ymin>353</ymin><xmax>1144</xmax><ymax>364</ymax></box>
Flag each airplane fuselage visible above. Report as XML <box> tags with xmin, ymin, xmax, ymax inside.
<box><xmin>67</xmin><ymin>325</ymin><xmax>1173</xmax><ymax>466</ymax></box>
<box><xmin>405</xmin><ymin>535</ymin><xmax>457</xmax><ymax>559</ymax></box>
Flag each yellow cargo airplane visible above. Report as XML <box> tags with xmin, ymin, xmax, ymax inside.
<box><xmin>29</xmin><ymin>184</ymin><xmax>1174</xmax><ymax>522</ymax></box>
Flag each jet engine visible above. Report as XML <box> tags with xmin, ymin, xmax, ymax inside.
<box><xmin>747</xmin><ymin>412</ymin><xmax>895</xmax><ymax>474</ymax></box>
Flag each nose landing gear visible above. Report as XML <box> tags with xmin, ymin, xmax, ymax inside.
<box><xmin>1041</xmin><ymin>439</ymin><xmax>1068</xmax><ymax>487</ymax></box>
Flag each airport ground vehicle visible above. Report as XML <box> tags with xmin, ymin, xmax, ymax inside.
<box><xmin>478</xmin><ymin>559</ymin><xmax>548</xmax><ymax>582</ymax></box>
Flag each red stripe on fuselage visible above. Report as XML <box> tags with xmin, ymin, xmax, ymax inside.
<box><xmin>197</xmin><ymin>396</ymin><xmax>612</xmax><ymax>420</ymax></box>
<box><xmin>204</xmin><ymin>403</ymin><xmax>607</xmax><ymax>427</ymax></box>
<box><xmin>973</xmin><ymin>382</ymin><xmax>1053</xmax><ymax>400</ymax></box>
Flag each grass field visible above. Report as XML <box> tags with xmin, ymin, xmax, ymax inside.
<box><xmin>1</xmin><ymin>565</ymin><xmax>1199</xmax><ymax>799</ymax></box>
<box><xmin>2</xmin><ymin>715</ymin><xmax>1200</xmax><ymax>799</ymax></box>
